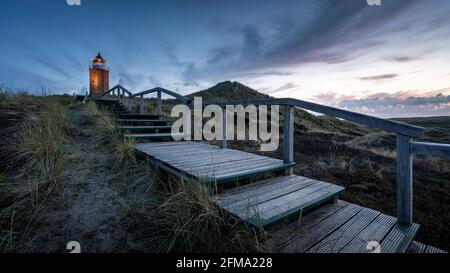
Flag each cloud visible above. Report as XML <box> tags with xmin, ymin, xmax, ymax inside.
<box><xmin>337</xmin><ymin>89</ymin><xmax>450</xmax><ymax>118</ymax></box>
<box><xmin>312</xmin><ymin>92</ymin><xmax>357</xmax><ymax>107</ymax></box>
<box><xmin>183</xmin><ymin>0</ymin><xmax>423</xmax><ymax>82</ymax></box>
<box><xmin>390</xmin><ymin>56</ymin><xmax>418</xmax><ymax>63</ymax></box>
<box><xmin>358</xmin><ymin>73</ymin><xmax>399</xmax><ymax>81</ymax></box>
<box><xmin>270</xmin><ymin>82</ymin><xmax>299</xmax><ymax>94</ymax></box>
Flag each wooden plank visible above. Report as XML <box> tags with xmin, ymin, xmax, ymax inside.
<box><xmin>118</xmin><ymin>119</ymin><xmax>169</xmax><ymax>123</ymax></box>
<box><xmin>185</xmin><ymin>155</ymin><xmax>278</xmax><ymax>174</ymax></box>
<box><xmin>222</xmin><ymin>178</ymin><xmax>315</xmax><ymax>213</ymax></box>
<box><xmin>119</xmin><ymin>114</ymin><xmax>161</xmax><ymax>119</ymax></box>
<box><xmin>162</xmin><ymin>151</ymin><xmax>265</xmax><ymax>167</ymax></box>
<box><xmin>411</xmin><ymin>141</ymin><xmax>450</xmax><ymax>158</ymax></box>
<box><xmin>142</xmin><ymin>144</ymin><xmax>215</xmax><ymax>154</ymax></box>
<box><xmin>252</xmin><ymin>184</ymin><xmax>344</xmax><ymax>226</ymax></box>
<box><xmin>124</xmin><ymin>133</ymin><xmax>185</xmax><ymax>139</ymax></box>
<box><xmin>170</xmin><ymin>155</ymin><xmax>254</xmax><ymax>169</ymax></box>
<box><xmin>396</xmin><ymin>135</ymin><xmax>413</xmax><ymax>225</ymax></box>
<box><xmin>282</xmin><ymin>204</ymin><xmax>363</xmax><ymax>253</ymax></box>
<box><xmin>408</xmin><ymin>241</ymin><xmax>447</xmax><ymax>253</ymax></box>
<box><xmin>425</xmin><ymin>245</ymin><xmax>447</xmax><ymax>253</ymax></box>
<box><xmin>172</xmin><ymin>152</ymin><xmax>263</xmax><ymax>168</ymax></box>
<box><xmin>408</xmin><ymin>241</ymin><xmax>428</xmax><ymax>253</ymax></box>
<box><xmin>264</xmin><ymin>200</ymin><xmax>349</xmax><ymax>250</ymax></box>
<box><xmin>283</xmin><ymin>105</ymin><xmax>294</xmax><ymax>176</ymax></box>
<box><xmin>177</xmin><ymin>157</ymin><xmax>277</xmax><ymax>174</ymax></box>
<box><xmin>145</xmin><ymin>145</ymin><xmax>219</xmax><ymax>157</ymax></box>
<box><xmin>120</xmin><ymin>126</ymin><xmax>172</xmax><ymax>130</ymax></box>
<box><xmin>292</xmin><ymin>200</ymin><xmax>349</xmax><ymax>232</ymax></box>
<box><xmin>307</xmin><ymin>208</ymin><xmax>380</xmax><ymax>253</ymax></box>
<box><xmin>145</xmin><ymin>152</ymin><xmax>223</xmax><ymax>165</ymax></box>
<box><xmin>250</xmin><ymin>182</ymin><xmax>335</xmax><ymax>218</ymax></box>
<box><xmin>204</xmin><ymin>163</ymin><xmax>296</xmax><ymax>184</ymax></box>
<box><xmin>214</xmin><ymin>176</ymin><xmax>297</xmax><ymax>200</ymax></box>
<box><xmin>215</xmin><ymin>176</ymin><xmax>306</xmax><ymax>206</ymax></box>
<box><xmin>186</xmin><ymin>157</ymin><xmax>280</xmax><ymax>175</ymax></box>
<box><xmin>136</xmin><ymin>142</ymin><xmax>215</xmax><ymax>155</ymax></box>
<box><xmin>192</xmin><ymin>157</ymin><xmax>281</xmax><ymax>176</ymax></box>
<box><xmin>380</xmin><ymin>223</ymin><xmax>419</xmax><ymax>253</ymax></box>
<box><xmin>137</xmin><ymin>141</ymin><xmax>214</xmax><ymax>150</ymax></box>
<box><xmin>255</xmin><ymin>185</ymin><xmax>344</xmax><ymax>225</ymax></box>
<box><xmin>211</xmin><ymin>161</ymin><xmax>288</xmax><ymax>178</ymax></box>
<box><xmin>135</xmin><ymin>141</ymin><xmax>293</xmax><ymax>183</ymax></box>
<box><xmin>340</xmin><ymin>213</ymin><xmax>397</xmax><ymax>253</ymax></box>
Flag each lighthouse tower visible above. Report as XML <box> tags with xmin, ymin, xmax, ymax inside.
<box><xmin>89</xmin><ymin>52</ymin><xmax>109</xmax><ymax>96</ymax></box>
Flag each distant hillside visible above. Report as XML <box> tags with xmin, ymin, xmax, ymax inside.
<box><xmin>392</xmin><ymin>116</ymin><xmax>450</xmax><ymax>143</ymax></box>
<box><xmin>187</xmin><ymin>81</ymin><xmax>269</xmax><ymax>103</ymax></box>
<box><xmin>186</xmin><ymin>81</ymin><xmax>371</xmax><ymax>136</ymax></box>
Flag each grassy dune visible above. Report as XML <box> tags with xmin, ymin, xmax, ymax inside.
<box><xmin>1</xmin><ymin>83</ymin><xmax>449</xmax><ymax>252</ymax></box>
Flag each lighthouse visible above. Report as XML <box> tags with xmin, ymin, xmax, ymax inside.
<box><xmin>89</xmin><ymin>52</ymin><xmax>109</xmax><ymax>96</ymax></box>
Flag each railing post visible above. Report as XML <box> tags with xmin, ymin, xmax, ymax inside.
<box><xmin>396</xmin><ymin>134</ymin><xmax>413</xmax><ymax>226</ymax></box>
<box><xmin>128</xmin><ymin>93</ymin><xmax>132</xmax><ymax>111</ymax></box>
<box><xmin>140</xmin><ymin>94</ymin><xmax>144</xmax><ymax>114</ymax></box>
<box><xmin>157</xmin><ymin>90</ymin><xmax>162</xmax><ymax>116</ymax></box>
<box><xmin>220</xmin><ymin>106</ymin><xmax>227</xmax><ymax>149</ymax></box>
<box><xmin>283</xmin><ymin>105</ymin><xmax>294</xmax><ymax>176</ymax></box>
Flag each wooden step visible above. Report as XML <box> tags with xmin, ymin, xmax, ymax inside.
<box><xmin>124</xmin><ymin>133</ymin><xmax>185</xmax><ymax>139</ymax></box>
<box><xmin>98</xmin><ymin>106</ymin><xmax>124</xmax><ymax>110</ymax></box>
<box><xmin>278</xmin><ymin>200</ymin><xmax>419</xmax><ymax>253</ymax></box>
<box><xmin>134</xmin><ymin>141</ymin><xmax>296</xmax><ymax>185</ymax></box>
<box><xmin>118</xmin><ymin>119</ymin><xmax>170</xmax><ymax>125</ymax></box>
<box><xmin>119</xmin><ymin>114</ymin><xmax>162</xmax><ymax>119</ymax></box>
<box><xmin>99</xmin><ymin>106</ymin><xmax>126</xmax><ymax>110</ymax></box>
<box><xmin>214</xmin><ymin>175</ymin><xmax>344</xmax><ymax>227</ymax></box>
<box><xmin>95</xmin><ymin>99</ymin><xmax>119</xmax><ymax>104</ymax></box>
<box><xmin>120</xmin><ymin>125</ymin><xmax>172</xmax><ymax>130</ymax></box>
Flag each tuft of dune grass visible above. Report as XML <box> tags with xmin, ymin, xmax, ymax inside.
<box><xmin>85</xmin><ymin>101</ymin><xmax>136</xmax><ymax>166</ymax></box>
<box><xmin>121</xmin><ymin>176</ymin><xmax>265</xmax><ymax>253</ymax></box>
<box><xmin>0</xmin><ymin>96</ymin><xmax>74</xmax><ymax>251</ymax></box>
<box><xmin>1</xmin><ymin>98</ymin><xmax>72</xmax><ymax>202</ymax></box>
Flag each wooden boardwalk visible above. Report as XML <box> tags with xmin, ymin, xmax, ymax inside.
<box><xmin>93</xmin><ymin>87</ymin><xmax>450</xmax><ymax>253</ymax></box>
<box><xmin>135</xmin><ymin>141</ymin><xmax>295</xmax><ymax>184</ymax></box>
<box><xmin>271</xmin><ymin>201</ymin><xmax>419</xmax><ymax>253</ymax></box>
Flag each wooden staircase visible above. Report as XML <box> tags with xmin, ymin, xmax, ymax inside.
<box><xmin>95</xmin><ymin>99</ymin><xmax>176</xmax><ymax>141</ymax></box>
<box><xmin>92</xmin><ymin>89</ymin><xmax>433</xmax><ymax>253</ymax></box>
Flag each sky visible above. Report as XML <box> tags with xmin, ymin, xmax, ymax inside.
<box><xmin>1</xmin><ymin>0</ymin><xmax>450</xmax><ymax>117</ymax></box>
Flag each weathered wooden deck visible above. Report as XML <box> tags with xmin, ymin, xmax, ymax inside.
<box><xmin>134</xmin><ymin>140</ymin><xmax>420</xmax><ymax>252</ymax></box>
<box><xmin>213</xmin><ymin>175</ymin><xmax>344</xmax><ymax>227</ymax></box>
<box><xmin>271</xmin><ymin>200</ymin><xmax>419</xmax><ymax>253</ymax></box>
<box><xmin>135</xmin><ymin>141</ymin><xmax>295</xmax><ymax>184</ymax></box>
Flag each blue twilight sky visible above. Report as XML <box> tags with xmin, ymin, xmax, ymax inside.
<box><xmin>1</xmin><ymin>0</ymin><xmax>450</xmax><ymax>117</ymax></box>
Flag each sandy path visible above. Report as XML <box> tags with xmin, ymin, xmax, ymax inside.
<box><xmin>25</xmin><ymin>109</ymin><xmax>126</xmax><ymax>252</ymax></box>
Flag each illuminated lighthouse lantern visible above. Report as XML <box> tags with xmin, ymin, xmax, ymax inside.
<box><xmin>89</xmin><ymin>52</ymin><xmax>109</xmax><ymax>96</ymax></box>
